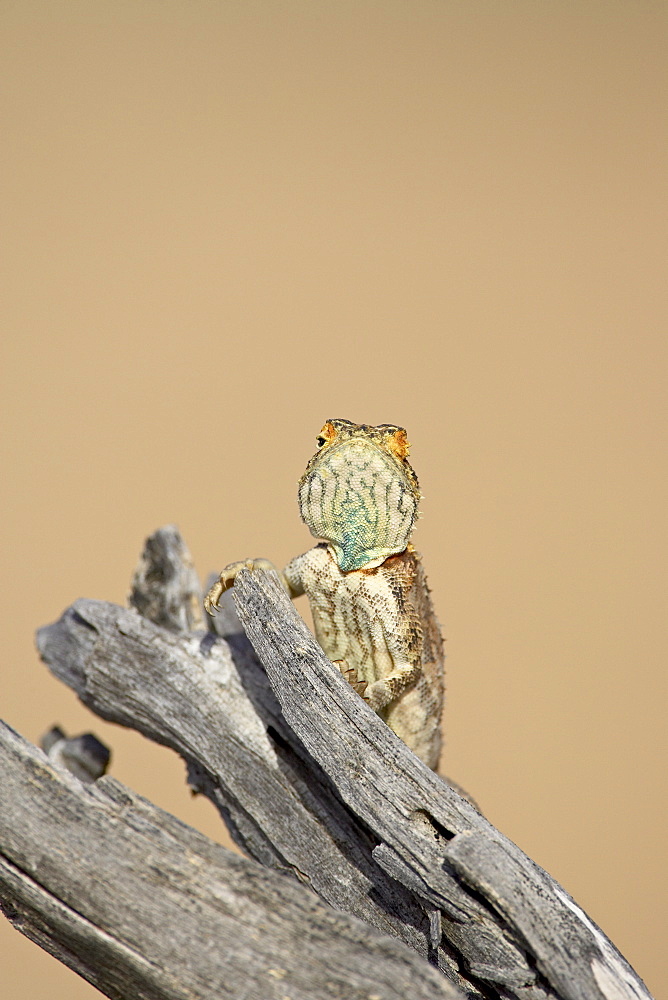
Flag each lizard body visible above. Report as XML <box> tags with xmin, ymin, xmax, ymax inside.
<box><xmin>205</xmin><ymin>419</ymin><xmax>445</xmax><ymax>770</ymax></box>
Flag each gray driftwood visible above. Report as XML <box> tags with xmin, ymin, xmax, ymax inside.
<box><xmin>41</xmin><ymin>724</ymin><xmax>111</xmax><ymax>783</ymax></box>
<box><xmin>0</xmin><ymin>722</ymin><xmax>461</xmax><ymax>1000</ymax></box>
<box><xmin>1</xmin><ymin>526</ymin><xmax>653</xmax><ymax>1000</ymax></box>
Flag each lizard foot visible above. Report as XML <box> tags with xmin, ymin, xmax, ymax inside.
<box><xmin>333</xmin><ymin>659</ymin><xmax>368</xmax><ymax>700</ymax></box>
<box><xmin>204</xmin><ymin>558</ymin><xmax>283</xmax><ymax>615</ymax></box>
<box><xmin>204</xmin><ymin>577</ymin><xmax>225</xmax><ymax>616</ymax></box>
<box><xmin>363</xmin><ymin>679</ymin><xmax>394</xmax><ymax>713</ymax></box>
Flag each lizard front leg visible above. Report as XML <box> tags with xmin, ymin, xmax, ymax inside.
<box><xmin>204</xmin><ymin>559</ymin><xmax>293</xmax><ymax>615</ymax></box>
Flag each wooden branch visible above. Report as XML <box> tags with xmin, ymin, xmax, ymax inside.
<box><xmin>233</xmin><ymin>568</ymin><xmax>653</xmax><ymax>1000</ymax></box>
<box><xmin>0</xmin><ymin>722</ymin><xmax>462</xmax><ymax>1000</ymax></box>
<box><xmin>18</xmin><ymin>527</ymin><xmax>653</xmax><ymax>1000</ymax></box>
<box><xmin>41</xmin><ymin>724</ymin><xmax>111</xmax><ymax>782</ymax></box>
<box><xmin>129</xmin><ymin>523</ymin><xmax>203</xmax><ymax>632</ymax></box>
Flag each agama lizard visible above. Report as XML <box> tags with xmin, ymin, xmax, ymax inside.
<box><xmin>205</xmin><ymin>419</ymin><xmax>445</xmax><ymax>770</ymax></box>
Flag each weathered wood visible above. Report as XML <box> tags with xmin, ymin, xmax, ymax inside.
<box><xmin>235</xmin><ymin>567</ymin><xmax>653</xmax><ymax>1000</ymax></box>
<box><xmin>36</xmin><ymin>597</ymin><xmax>449</xmax><ymax>979</ymax></box>
<box><xmin>0</xmin><ymin>721</ymin><xmax>462</xmax><ymax>1000</ymax></box>
<box><xmin>41</xmin><ymin>724</ymin><xmax>111</xmax><ymax>783</ymax></box>
<box><xmin>129</xmin><ymin>523</ymin><xmax>202</xmax><ymax>632</ymax></box>
<box><xmin>25</xmin><ymin>527</ymin><xmax>653</xmax><ymax>1000</ymax></box>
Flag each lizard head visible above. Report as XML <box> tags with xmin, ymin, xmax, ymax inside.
<box><xmin>298</xmin><ymin>419</ymin><xmax>421</xmax><ymax>572</ymax></box>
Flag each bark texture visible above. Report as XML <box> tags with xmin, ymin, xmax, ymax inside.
<box><xmin>0</xmin><ymin>526</ymin><xmax>653</xmax><ymax>1000</ymax></box>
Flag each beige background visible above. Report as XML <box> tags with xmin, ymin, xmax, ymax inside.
<box><xmin>1</xmin><ymin>2</ymin><xmax>666</xmax><ymax>997</ymax></box>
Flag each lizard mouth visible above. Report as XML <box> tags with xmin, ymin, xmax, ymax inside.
<box><xmin>297</xmin><ymin>438</ymin><xmax>419</xmax><ymax>571</ymax></box>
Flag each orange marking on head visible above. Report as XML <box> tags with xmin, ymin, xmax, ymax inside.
<box><xmin>387</xmin><ymin>429</ymin><xmax>410</xmax><ymax>460</ymax></box>
<box><xmin>316</xmin><ymin>421</ymin><xmax>337</xmax><ymax>447</ymax></box>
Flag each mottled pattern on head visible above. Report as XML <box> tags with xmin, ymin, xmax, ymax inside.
<box><xmin>298</xmin><ymin>419</ymin><xmax>421</xmax><ymax>572</ymax></box>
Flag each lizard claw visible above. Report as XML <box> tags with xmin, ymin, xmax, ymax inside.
<box><xmin>334</xmin><ymin>660</ymin><xmax>369</xmax><ymax>700</ymax></box>
<box><xmin>353</xmin><ymin>679</ymin><xmax>369</xmax><ymax>699</ymax></box>
<box><xmin>204</xmin><ymin>559</ymin><xmax>276</xmax><ymax>617</ymax></box>
<box><xmin>204</xmin><ymin>579</ymin><xmax>224</xmax><ymax>616</ymax></box>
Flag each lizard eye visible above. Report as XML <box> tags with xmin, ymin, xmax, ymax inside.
<box><xmin>315</xmin><ymin>421</ymin><xmax>337</xmax><ymax>449</ymax></box>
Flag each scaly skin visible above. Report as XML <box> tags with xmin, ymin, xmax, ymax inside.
<box><xmin>205</xmin><ymin>419</ymin><xmax>445</xmax><ymax>770</ymax></box>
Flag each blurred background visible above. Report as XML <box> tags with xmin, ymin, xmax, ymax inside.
<box><xmin>1</xmin><ymin>2</ymin><xmax>666</xmax><ymax>996</ymax></box>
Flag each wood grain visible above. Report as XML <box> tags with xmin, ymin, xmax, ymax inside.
<box><xmin>0</xmin><ymin>527</ymin><xmax>652</xmax><ymax>1000</ymax></box>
